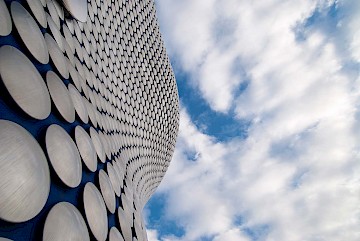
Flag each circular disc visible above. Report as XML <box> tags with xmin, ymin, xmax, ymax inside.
<box><xmin>61</xmin><ymin>0</ymin><xmax>88</xmax><ymax>22</ymax></box>
<box><xmin>85</xmin><ymin>100</ymin><xmax>98</xmax><ymax>127</ymax></box>
<box><xmin>75</xmin><ymin>126</ymin><xmax>97</xmax><ymax>172</ymax></box>
<box><xmin>89</xmin><ymin>127</ymin><xmax>106</xmax><ymax>163</ymax></box>
<box><xmin>0</xmin><ymin>45</ymin><xmax>51</xmax><ymax>120</ymax></box>
<box><xmin>46</xmin><ymin>0</ymin><xmax>60</xmax><ymax>28</ymax></box>
<box><xmin>67</xmin><ymin>60</ymin><xmax>82</xmax><ymax>91</ymax></box>
<box><xmin>0</xmin><ymin>120</ymin><xmax>50</xmax><ymax>222</ymax></box>
<box><xmin>43</xmin><ymin>202</ymin><xmax>90</xmax><ymax>241</ymax></box>
<box><xmin>25</xmin><ymin>0</ymin><xmax>47</xmax><ymax>28</ymax></box>
<box><xmin>45</xmin><ymin>124</ymin><xmax>82</xmax><ymax>188</ymax></box>
<box><xmin>53</xmin><ymin>0</ymin><xmax>64</xmax><ymax>20</ymax></box>
<box><xmin>46</xmin><ymin>71</ymin><xmax>75</xmax><ymax>123</ymax></box>
<box><xmin>109</xmin><ymin>227</ymin><xmax>124</xmax><ymax>241</ymax></box>
<box><xmin>107</xmin><ymin>163</ymin><xmax>121</xmax><ymax>197</ymax></box>
<box><xmin>118</xmin><ymin>207</ymin><xmax>133</xmax><ymax>241</ymax></box>
<box><xmin>0</xmin><ymin>0</ymin><xmax>12</xmax><ymax>36</ymax></box>
<box><xmin>83</xmin><ymin>182</ymin><xmax>108</xmax><ymax>241</ymax></box>
<box><xmin>46</xmin><ymin>13</ymin><xmax>64</xmax><ymax>52</ymax></box>
<box><xmin>68</xmin><ymin>84</ymin><xmax>89</xmax><ymax>123</ymax></box>
<box><xmin>11</xmin><ymin>1</ymin><xmax>49</xmax><ymax>64</ymax></box>
<box><xmin>98</xmin><ymin>169</ymin><xmax>116</xmax><ymax>214</ymax></box>
<box><xmin>44</xmin><ymin>33</ymin><xmax>69</xmax><ymax>79</ymax></box>
<box><xmin>0</xmin><ymin>238</ymin><xmax>13</xmax><ymax>241</ymax></box>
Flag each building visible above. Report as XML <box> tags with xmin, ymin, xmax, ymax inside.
<box><xmin>0</xmin><ymin>0</ymin><xmax>179</xmax><ymax>240</ymax></box>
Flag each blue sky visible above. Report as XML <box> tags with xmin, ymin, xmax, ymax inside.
<box><xmin>145</xmin><ymin>0</ymin><xmax>360</xmax><ymax>240</ymax></box>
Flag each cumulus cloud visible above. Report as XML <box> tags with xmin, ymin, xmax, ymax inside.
<box><xmin>147</xmin><ymin>229</ymin><xmax>160</xmax><ymax>241</ymax></box>
<box><xmin>149</xmin><ymin>0</ymin><xmax>360</xmax><ymax>240</ymax></box>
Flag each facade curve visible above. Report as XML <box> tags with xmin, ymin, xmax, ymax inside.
<box><xmin>0</xmin><ymin>0</ymin><xmax>179</xmax><ymax>240</ymax></box>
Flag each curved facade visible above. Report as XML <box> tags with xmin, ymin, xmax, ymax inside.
<box><xmin>0</xmin><ymin>0</ymin><xmax>179</xmax><ymax>240</ymax></box>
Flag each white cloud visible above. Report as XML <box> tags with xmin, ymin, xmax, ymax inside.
<box><xmin>150</xmin><ymin>0</ymin><xmax>360</xmax><ymax>240</ymax></box>
<box><xmin>147</xmin><ymin>229</ymin><xmax>160</xmax><ymax>241</ymax></box>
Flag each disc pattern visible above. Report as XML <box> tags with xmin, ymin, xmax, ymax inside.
<box><xmin>0</xmin><ymin>0</ymin><xmax>179</xmax><ymax>240</ymax></box>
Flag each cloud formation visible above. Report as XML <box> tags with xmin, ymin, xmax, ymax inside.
<box><xmin>148</xmin><ymin>0</ymin><xmax>360</xmax><ymax>240</ymax></box>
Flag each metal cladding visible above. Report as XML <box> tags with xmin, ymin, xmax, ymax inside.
<box><xmin>0</xmin><ymin>0</ymin><xmax>179</xmax><ymax>240</ymax></box>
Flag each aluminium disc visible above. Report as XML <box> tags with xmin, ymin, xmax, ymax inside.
<box><xmin>83</xmin><ymin>182</ymin><xmax>108</xmax><ymax>241</ymax></box>
<box><xmin>109</xmin><ymin>227</ymin><xmax>124</xmax><ymax>241</ymax></box>
<box><xmin>46</xmin><ymin>71</ymin><xmax>75</xmax><ymax>123</ymax></box>
<box><xmin>0</xmin><ymin>45</ymin><xmax>51</xmax><ymax>120</ymax></box>
<box><xmin>0</xmin><ymin>0</ymin><xmax>12</xmax><ymax>36</ymax></box>
<box><xmin>117</xmin><ymin>207</ymin><xmax>133</xmax><ymax>241</ymax></box>
<box><xmin>43</xmin><ymin>202</ymin><xmax>90</xmax><ymax>241</ymax></box>
<box><xmin>44</xmin><ymin>33</ymin><xmax>69</xmax><ymax>79</ymax></box>
<box><xmin>89</xmin><ymin>127</ymin><xmax>106</xmax><ymax>163</ymax></box>
<box><xmin>68</xmin><ymin>83</ymin><xmax>89</xmax><ymax>123</ymax></box>
<box><xmin>25</xmin><ymin>0</ymin><xmax>47</xmax><ymax>28</ymax></box>
<box><xmin>61</xmin><ymin>0</ymin><xmax>88</xmax><ymax>22</ymax></box>
<box><xmin>0</xmin><ymin>120</ymin><xmax>50</xmax><ymax>222</ymax></box>
<box><xmin>107</xmin><ymin>162</ymin><xmax>121</xmax><ymax>197</ymax></box>
<box><xmin>98</xmin><ymin>169</ymin><xmax>116</xmax><ymax>214</ymax></box>
<box><xmin>46</xmin><ymin>13</ymin><xmax>64</xmax><ymax>52</ymax></box>
<box><xmin>45</xmin><ymin>124</ymin><xmax>82</xmax><ymax>188</ymax></box>
<box><xmin>11</xmin><ymin>1</ymin><xmax>49</xmax><ymax>64</ymax></box>
<box><xmin>74</xmin><ymin>125</ymin><xmax>97</xmax><ymax>172</ymax></box>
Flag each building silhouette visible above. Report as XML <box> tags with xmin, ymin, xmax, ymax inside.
<box><xmin>0</xmin><ymin>0</ymin><xmax>179</xmax><ymax>240</ymax></box>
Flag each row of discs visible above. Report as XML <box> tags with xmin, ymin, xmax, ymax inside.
<box><xmin>0</xmin><ymin>0</ymin><xmax>179</xmax><ymax>240</ymax></box>
<box><xmin>0</xmin><ymin>119</ymin><xmax>144</xmax><ymax>240</ymax></box>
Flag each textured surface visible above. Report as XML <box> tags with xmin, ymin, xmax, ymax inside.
<box><xmin>0</xmin><ymin>45</ymin><xmax>51</xmax><ymax>120</ymax></box>
<box><xmin>45</xmin><ymin>124</ymin><xmax>82</xmax><ymax>188</ymax></box>
<box><xmin>46</xmin><ymin>70</ymin><xmax>75</xmax><ymax>123</ymax></box>
<box><xmin>0</xmin><ymin>0</ymin><xmax>11</xmax><ymax>36</ymax></box>
<box><xmin>0</xmin><ymin>120</ymin><xmax>50</xmax><ymax>223</ymax></box>
<box><xmin>11</xmin><ymin>2</ymin><xmax>49</xmax><ymax>64</ymax></box>
<box><xmin>75</xmin><ymin>125</ymin><xmax>97</xmax><ymax>172</ymax></box>
<box><xmin>109</xmin><ymin>227</ymin><xmax>124</xmax><ymax>241</ymax></box>
<box><xmin>61</xmin><ymin>0</ymin><xmax>88</xmax><ymax>22</ymax></box>
<box><xmin>0</xmin><ymin>0</ymin><xmax>179</xmax><ymax>240</ymax></box>
<box><xmin>83</xmin><ymin>182</ymin><xmax>108</xmax><ymax>241</ymax></box>
<box><xmin>43</xmin><ymin>202</ymin><xmax>90</xmax><ymax>241</ymax></box>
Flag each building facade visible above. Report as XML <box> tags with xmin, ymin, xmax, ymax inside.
<box><xmin>0</xmin><ymin>0</ymin><xmax>179</xmax><ymax>240</ymax></box>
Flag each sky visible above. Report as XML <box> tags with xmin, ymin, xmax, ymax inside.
<box><xmin>145</xmin><ymin>0</ymin><xmax>360</xmax><ymax>240</ymax></box>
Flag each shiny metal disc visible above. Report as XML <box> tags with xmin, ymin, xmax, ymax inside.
<box><xmin>89</xmin><ymin>127</ymin><xmax>106</xmax><ymax>163</ymax></box>
<box><xmin>75</xmin><ymin>125</ymin><xmax>97</xmax><ymax>172</ymax></box>
<box><xmin>0</xmin><ymin>120</ymin><xmax>50</xmax><ymax>222</ymax></box>
<box><xmin>46</xmin><ymin>71</ymin><xmax>75</xmax><ymax>123</ymax></box>
<box><xmin>118</xmin><ymin>207</ymin><xmax>133</xmax><ymax>241</ymax></box>
<box><xmin>67</xmin><ymin>60</ymin><xmax>82</xmax><ymax>91</ymax></box>
<box><xmin>70</xmin><ymin>2</ymin><xmax>87</xmax><ymax>21</ymax></box>
<box><xmin>46</xmin><ymin>13</ymin><xmax>64</xmax><ymax>52</ymax></box>
<box><xmin>68</xmin><ymin>84</ymin><xmax>89</xmax><ymax>123</ymax></box>
<box><xmin>0</xmin><ymin>238</ymin><xmax>13</xmax><ymax>241</ymax></box>
<box><xmin>107</xmin><ymin>163</ymin><xmax>121</xmax><ymax>197</ymax></box>
<box><xmin>11</xmin><ymin>1</ymin><xmax>49</xmax><ymax>64</ymax></box>
<box><xmin>0</xmin><ymin>45</ymin><xmax>51</xmax><ymax>120</ymax></box>
<box><xmin>44</xmin><ymin>33</ymin><xmax>69</xmax><ymax>79</ymax></box>
<box><xmin>0</xmin><ymin>0</ymin><xmax>12</xmax><ymax>36</ymax></box>
<box><xmin>25</xmin><ymin>0</ymin><xmax>47</xmax><ymax>28</ymax></box>
<box><xmin>63</xmin><ymin>24</ymin><xmax>75</xmax><ymax>53</ymax></box>
<box><xmin>109</xmin><ymin>227</ymin><xmax>124</xmax><ymax>241</ymax></box>
<box><xmin>98</xmin><ymin>169</ymin><xmax>116</xmax><ymax>214</ymax></box>
<box><xmin>83</xmin><ymin>182</ymin><xmax>108</xmax><ymax>241</ymax></box>
<box><xmin>53</xmin><ymin>0</ymin><xmax>64</xmax><ymax>20</ymax></box>
<box><xmin>45</xmin><ymin>124</ymin><xmax>82</xmax><ymax>188</ymax></box>
<box><xmin>85</xmin><ymin>100</ymin><xmax>98</xmax><ymax>127</ymax></box>
<box><xmin>46</xmin><ymin>0</ymin><xmax>60</xmax><ymax>28</ymax></box>
<box><xmin>43</xmin><ymin>202</ymin><xmax>90</xmax><ymax>241</ymax></box>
